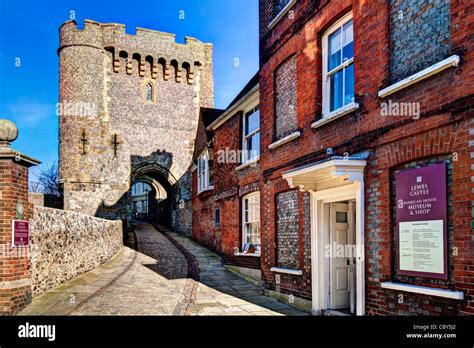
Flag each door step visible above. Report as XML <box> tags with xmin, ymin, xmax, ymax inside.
<box><xmin>322</xmin><ymin>309</ymin><xmax>353</xmax><ymax>316</ymax></box>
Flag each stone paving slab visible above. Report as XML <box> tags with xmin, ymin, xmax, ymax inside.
<box><xmin>158</xmin><ymin>225</ymin><xmax>308</xmax><ymax>316</ymax></box>
<box><xmin>18</xmin><ymin>223</ymin><xmax>308</xmax><ymax>316</ymax></box>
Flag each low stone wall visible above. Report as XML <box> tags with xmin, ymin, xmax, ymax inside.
<box><xmin>29</xmin><ymin>206</ymin><xmax>123</xmax><ymax>296</ymax></box>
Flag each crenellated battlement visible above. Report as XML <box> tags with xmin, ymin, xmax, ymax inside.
<box><xmin>58</xmin><ymin>18</ymin><xmax>213</xmax><ymax>232</ymax></box>
<box><xmin>59</xmin><ymin>19</ymin><xmax>213</xmax><ymax>84</ymax></box>
<box><xmin>59</xmin><ymin>19</ymin><xmax>211</xmax><ymax>47</ymax></box>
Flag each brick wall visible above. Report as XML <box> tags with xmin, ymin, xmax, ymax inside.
<box><xmin>0</xmin><ymin>159</ymin><xmax>32</xmax><ymax>314</ymax></box>
<box><xmin>364</xmin><ymin>119</ymin><xmax>473</xmax><ymax>315</ymax></box>
<box><xmin>259</xmin><ymin>0</ymin><xmax>474</xmax><ymax>313</ymax></box>
<box><xmin>192</xmin><ymin>94</ymin><xmax>262</xmax><ymax>269</ymax></box>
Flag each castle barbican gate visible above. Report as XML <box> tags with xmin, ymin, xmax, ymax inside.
<box><xmin>58</xmin><ymin>19</ymin><xmax>214</xmax><ymax>233</ymax></box>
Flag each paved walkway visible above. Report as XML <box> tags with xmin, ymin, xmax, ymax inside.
<box><xmin>19</xmin><ymin>224</ymin><xmax>306</xmax><ymax>316</ymax></box>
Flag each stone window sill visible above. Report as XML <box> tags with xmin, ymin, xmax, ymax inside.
<box><xmin>235</xmin><ymin>156</ymin><xmax>260</xmax><ymax>171</ymax></box>
<box><xmin>312</xmin><ymin>102</ymin><xmax>359</xmax><ymax>130</ymax></box>
<box><xmin>197</xmin><ymin>187</ymin><xmax>214</xmax><ymax>196</ymax></box>
<box><xmin>234</xmin><ymin>252</ymin><xmax>260</xmax><ymax>257</ymax></box>
<box><xmin>378</xmin><ymin>55</ymin><xmax>460</xmax><ymax>98</ymax></box>
<box><xmin>268</xmin><ymin>131</ymin><xmax>301</xmax><ymax>150</ymax></box>
<box><xmin>381</xmin><ymin>282</ymin><xmax>464</xmax><ymax>300</ymax></box>
<box><xmin>267</xmin><ymin>0</ymin><xmax>297</xmax><ymax>30</ymax></box>
<box><xmin>270</xmin><ymin>267</ymin><xmax>303</xmax><ymax>276</ymax></box>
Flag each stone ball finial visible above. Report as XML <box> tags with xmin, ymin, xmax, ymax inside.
<box><xmin>0</xmin><ymin>119</ymin><xmax>19</xmax><ymax>144</ymax></box>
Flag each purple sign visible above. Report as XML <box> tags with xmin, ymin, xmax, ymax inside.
<box><xmin>12</xmin><ymin>220</ymin><xmax>29</xmax><ymax>247</ymax></box>
<box><xmin>395</xmin><ymin>163</ymin><xmax>448</xmax><ymax>279</ymax></box>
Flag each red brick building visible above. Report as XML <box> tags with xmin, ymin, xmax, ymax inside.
<box><xmin>192</xmin><ymin>74</ymin><xmax>263</xmax><ymax>277</ymax></box>
<box><xmin>193</xmin><ymin>0</ymin><xmax>473</xmax><ymax>315</ymax></box>
<box><xmin>257</xmin><ymin>0</ymin><xmax>473</xmax><ymax>315</ymax></box>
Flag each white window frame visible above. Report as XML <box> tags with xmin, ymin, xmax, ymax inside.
<box><xmin>242</xmin><ymin>191</ymin><xmax>261</xmax><ymax>255</ymax></box>
<box><xmin>322</xmin><ymin>12</ymin><xmax>355</xmax><ymax>117</ymax></box>
<box><xmin>197</xmin><ymin>150</ymin><xmax>213</xmax><ymax>193</ymax></box>
<box><xmin>242</xmin><ymin>105</ymin><xmax>260</xmax><ymax>164</ymax></box>
<box><xmin>268</xmin><ymin>0</ymin><xmax>296</xmax><ymax>30</ymax></box>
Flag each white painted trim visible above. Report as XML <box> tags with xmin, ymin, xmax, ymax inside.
<box><xmin>283</xmin><ymin>159</ymin><xmax>366</xmax><ymax>192</ymax></box>
<box><xmin>268</xmin><ymin>131</ymin><xmax>301</xmax><ymax>150</ymax></box>
<box><xmin>197</xmin><ymin>150</ymin><xmax>213</xmax><ymax>194</ymax></box>
<box><xmin>197</xmin><ymin>186</ymin><xmax>213</xmax><ymax>195</ymax></box>
<box><xmin>207</xmin><ymin>85</ymin><xmax>259</xmax><ymax>131</ymax></box>
<box><xmin>355</xmin><ymin>181</ymin><xmax>365</xmax><ymax>315</ymax></box>
<box><xmin>235</xmin><ymin>156</ymin><xmax>260</xmax><ymax>171</ymax></box>
<box><xmin>309</xmin><ymin>183</ymin><xmax>365</xmax><ymax>315</ymax></box>
<box><xmin>270</xmin><ymin>267</ymin><xmax>303</xmax><ymax>276</ymax></box>
<box><xmin>312</xmin><ymin>102</ymin><xmax>359</xmax><ymax>129</ymax></box>
<box><xmin>284</xmin><ymin>159</ymin><xmax>366</xmax><ymax>178</ymax></box>
<box><xmin>378</xmin><ymin>55</ymin><xmax>460</xmax><ymax>98</ymax></box>
<box><xmin>242</xmin><ymin>105</ymin><xmax>261</xmax><ymax>164</ymax></box>
<box><xmin>381</xmin><ymin>282</ymin><xmax>464</xmax><ymax>300</ymax></box>
<box><xmin>241</xmin><ymin>191</ymin><xmax>261</xmax><ymax>253</ymax></box>
<box><xmin>234</xmin><ymin>252</ymin><xmax>260</xmax><ymax>257</ymax></box>
<box><xmin>322</xmin><ymin>12</ymin><xmax>354</xmax><ymax>117</ymax></box>
<box><xmin>267</xmin><ymin>0</ymin><xmax>297</xmax><ymax>30</ymax></box>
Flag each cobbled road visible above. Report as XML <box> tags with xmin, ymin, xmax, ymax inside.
<box><xmin>19</xmin><ymin>224</ymin><xmax>307</xmax><ymax>316</ymax></box>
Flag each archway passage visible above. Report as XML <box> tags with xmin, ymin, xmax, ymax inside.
<box><xmin>129</xmin><ymin>164</ymin><xmax>178</xmax><ymax>227</ymax></box>
<box><xmin>130</xmin><ymin>181</ymin><xmax>169</xmax><ymax>221</ymax></box>
<box><xmin>129</xmin><ymin>179</ymin><xmax>169</xmax><ymax>223</ymax></box>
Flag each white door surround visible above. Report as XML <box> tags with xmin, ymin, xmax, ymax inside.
<box><xmin>282</xmin><ymin>158</ymin><xmax>366</xmax><ymax>316</ymax></box>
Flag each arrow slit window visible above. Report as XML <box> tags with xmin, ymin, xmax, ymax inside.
<box><xmin>146</xmin><ymin>82</ymin><xmax>154</xmax><ymax>102</ymax></box>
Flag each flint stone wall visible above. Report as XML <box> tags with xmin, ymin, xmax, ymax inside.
<box><xmin>29</xmin><ymin>206</ymin><xmax>123</xmax><ymax>296</ymax></box>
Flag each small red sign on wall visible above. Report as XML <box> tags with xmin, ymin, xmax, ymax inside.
<box><xmin>12</xmin><ymin>220</ymin><xmax>29</xmax><ymax>247</ymax></box>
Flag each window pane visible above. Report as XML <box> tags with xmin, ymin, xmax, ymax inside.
<box><xmin>330</xmin><ymin>70</ymin><xmax>343</xmax><ymax>112</ymax></box>
<box><xmin>336</xmin><ymin>211</ymin><xmax>348</xmax><ymax>223</ymax></box>
<box><xmin>244</xmin><ymin>199</ymin><xmax>249</xmax><ymax>222</ymax></box>
<box><xmin>246</xmin><ymin>137</ymin><xmax>253</xmax><ymax>161</ymax></box>
<box><xmin>246</xmin><ymin>109</ymin><xmax>259</xmax><ymax>135</ymax></box>
<box><xmin>243</xmin><ymin>193</ymin><xmax>261</xmax><ymax>252</ymax></box>
<box><xmin>344</xmin><ymin>63</ymin><xmax>354</xmax><ymax>106</ymax></box>
<box><xmin>246</xmin><ymin>132</ymin><xmax>260</xmax><ymax>160</ymax></box>
<box><xmin>252</xmin><ymin>132</ymin><xmax>260</xmax><ymax>157</ymax></box>
<box><xmin>343</xmin><ymin>20</ymin><xmax>354</xmax><ymax>61</ymax></box>
<box><xmin>274</xmin><ymin>0</ymin><xmax>290</xmax><ymax>15</ymax></box>
<box><xmin>146</xmin><ymin>83</ymin><xmax>153</xmax><ymax>101</ymax></box>
<box><xmin>248</xmin><ymin>195</ymin><xmax>260</xmax><ymax>222</ymax></box>
<box><xmin>328</xmin><ymin>28</ymin><xmax>342</xmax><ymax>71</ymax></box>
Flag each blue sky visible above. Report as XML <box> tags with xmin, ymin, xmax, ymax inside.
<box><xmin>0</xmin><ymin>0</ymin><xmax>259</xmax><ymax>178</ymax></box>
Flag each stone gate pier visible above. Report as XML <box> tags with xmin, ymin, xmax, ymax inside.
<box><xmin>0</xmin><ymin>119</ymin><xmax>40</xmax><ymax>315</ymax></box>
<box><xmin>0</xmin><ymin>119</ymin><xmax>124</xmax><ymax>315</ymax></box>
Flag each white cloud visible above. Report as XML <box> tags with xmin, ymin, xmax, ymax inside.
<box><xmin>8</xmin><ymin>98</ymin><xmax>54</xmax><ymax>127</ymax></box>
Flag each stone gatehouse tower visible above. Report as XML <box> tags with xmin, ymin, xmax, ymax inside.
<box><xmin>58</xmin><ymin>19</ymin><xmax>214</xmax><ymax>233</ymax></box>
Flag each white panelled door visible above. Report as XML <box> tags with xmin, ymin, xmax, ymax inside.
<box><xmin>329</xmin><ymin>203</ymin><xmax>352</xmax><ymax>310</ymax></box>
